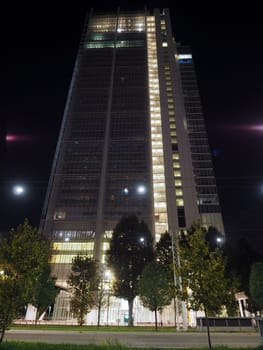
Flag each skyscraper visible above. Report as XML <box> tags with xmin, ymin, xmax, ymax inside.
<box><xmin>40</xmin><ymin>8</ymin><xmax>224</xmax><ymax>321</ymax></box>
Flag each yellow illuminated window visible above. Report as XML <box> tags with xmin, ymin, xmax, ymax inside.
<box><xmin>147</xmin><ymin>15</ymin><xmax>168</xmax><ymax>236</ymax></box>
<box><xmin>176</xmin><ymin>199</ymin><xmax>184</xmax><ymax>206</ymax></box>
<box><xmin>103</xmin><ymin>242</ymin><xmax>110</xmax><ymax>251</ymax></box>
<box><xmin>175</xmin><ymin>180</ymin><xmax>182</xmax><ymax>186</ymax></box>
<box><xmin>174</xmin><ymin>171</ymin><xmax>181</xmax><ymax>177</ymax></box>
<box><xmin>176</xmin><ymin>189</ymin><xmax>183</xmax><ymax>196</ymax></box>
<box><xmin>52</xmin><ymin>242</ymin><xmax>94</xmax><ymax>251</ymax></box>
<box><xmin>51</xmin><ymin>255</ymin><xmax>92</xmax><ymax>264</ymax></box>
<box><xmin>172</xmin><ymin>153</ymin><xmax>179</xmax><ymax>160</ymax></box>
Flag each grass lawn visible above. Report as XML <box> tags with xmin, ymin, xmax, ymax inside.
<box><xmin>1</xmin><ymin>343</ymin><xmax>263</xmax><ymax>350</ymax></box>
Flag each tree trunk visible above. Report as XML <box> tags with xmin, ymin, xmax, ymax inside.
<box><xmin>204</xmin><ymin>307</ymin><xmax>212</xmax><ymax>350</ymax></box>
<box><xmin>0</xmin><ymin>326</ymin><xmax>6</xmax><ymax>344</ymax></box>
<box><xmin>154</xmin><ymin>308</ymin><xmax>158</xmax><ymax>330</ymax></box>
<box><xmin>128</xmin><ymin>298</ymin><xmax>134</xmax><ymax>326</ymax></box>
<box><xmin>97</xmin><ymin>303</ymin><xmax>101</xmax><ymax>327</ymax></box>
<box><xmin>173</xmin><ymin>297</ymin><xmax>177</xmax><ymax>328</ymax></box>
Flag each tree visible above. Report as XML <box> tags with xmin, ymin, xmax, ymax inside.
<box><xmin>67</xmin><ymin>256</ymin><xmax>99</xmax><ymax>326</ymax></box>
<box><xmin>225</xmin><ymin>237</ymin><xmax>263</xmax><ymax>297</ymax></box>
<box><xmin>155</xmin><ymin>231</ymin><xmax>173</xmax><ymax>271</ymax></box>
<box><xmin>95</xmin><ymin>269</ymin><xmax>112</xmax><ymax>327</ymax></box>
<box><xmin>206</xmin><ymin>226</ymin><xmax>224</xmax><ymax>250</ymax></box>
<box><xmin>178</xmin><ymin>223</ymin><xmax>234</xmax><ymax>350</ymax></box>
<box><xmin>106</xmin><ymin>215</ymin><xmax>154</xmax><ymax>326</ymax></box>
<box><xmin>155</xmin><ymin>232</ymin><xmax>178</xmax><ymax>326</ymax></box>
<box><xmin>0</xmin><ymin>219</ymin><xmax>54</xmax><ymax>342</ymax></box>
<box><xmin>249</xmin><ymin>262</ymin><xmax>263</xmax><ymax>313</ymax></box>
<box><xmin>138</xmin><ymin>260</ymin><xmax>173</xmax><ymax>329</ymax></box>
<box><xmin>33</xmin><ymin>264</ymin><xmax>58</xmax><ymax>321</ymax></box>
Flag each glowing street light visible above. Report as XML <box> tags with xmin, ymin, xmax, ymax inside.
<box><xmin>137</xmin><ymin>185</ymin><xmax>146</xmax><ymax>194</ymax></box>
<box><xmin>123</xmin><ymin>187</ymin><xmax>129</xmax><ymax>195</ymax></box>
<box><xmin>13</xmin><ymin>185</ymin><xmax>25</xmax><ymax>196</ymax></box>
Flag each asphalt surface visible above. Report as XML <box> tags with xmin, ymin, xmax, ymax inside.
<box><xmin>5</xmin><ymin>330</ymin><xmax>262</xmax><ymax>348</ymax></box>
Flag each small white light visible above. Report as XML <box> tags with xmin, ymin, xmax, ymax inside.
<box><xmin>123</xmin><ymin>187</ymin><xmax>129</xmax><ymax>195</ymax></box>
<box><xmin>137</xmin><ymin>185</ymin><xmax>146</xmax><ymax>194</ymax></box>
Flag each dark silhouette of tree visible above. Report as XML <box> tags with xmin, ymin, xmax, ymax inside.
<box><xmin>225</xmin><ymin>237</ymin><xmax>263</xmax><ymax>298</ymax></box>
<box><xmin>249</xmin><ymin>262</ymin><xmax>263</xmax><ymax>314</ymax></box>
<box><xmin>206</xmin><ymin>226</ymin><xmax>225</xmax><ymax>250</ymax></box>
<box><xmin>67</xmin><ymin>256</ymin><xmax>99</xmax><ymax>326</ymax></box>
<box><xmin>155</xmin><ymin>231</ymin><xmax>173</xmax><ymax>271</ymax></box>
<box><xmin>33</xmin><ymin>264</ymin><xmax>58</xmax><ymax>322</ymax></box>
<box><xmin>106</xmin><ymin>215</ymin><xmax>154</xmax><ymax>326</ymax></box>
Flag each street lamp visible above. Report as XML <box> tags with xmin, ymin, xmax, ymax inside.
<box><xmin>104</xmin><ymin>270</ymin><xmax>112</xmax><ymax>326</ymax></box>
<box><xmin>137</xmin><ymin>185</ymin><xmax>146</xmax><ymax>195</ymax></box>
<box><xmin>171</xmin><ymin>232</ymin><xmax>188</xmax><ymax>331</ymax></box>
<box><xmin>13</xmin><ymin>185</ymin><xmax>25</xmax><ymax>196</ymax></box>
<box><xmin>139</xmin><ymin>237</ymin><xmax>145</xmax><ymax>244</ymax></box>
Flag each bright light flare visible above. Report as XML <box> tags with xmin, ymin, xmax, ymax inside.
<box><xmin>6</xmin><ymin>135</ymin><xmax>17</xmax><ymax>141</ymax></box>
<box><xmin>6</xmin><ymin>134</ymin><xmax>32</xmax><ymax>142</ymax></box>
<box><xmin>249</xmin><ymin>125</ymin><xmax>263</xmax><ymax>131</ymax></box>
<box><xmin>137</xmin><ymin>185</ymin><xmax>146</xmax><ymax>194</ymax></box>
<box><xmin>13</xmin><ymin>185</ymin><xmax>25</xmax><ymax>195</ymax></box>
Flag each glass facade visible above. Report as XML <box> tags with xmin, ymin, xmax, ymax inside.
<box><xmin>40</xmin><ymin>9</ymin><xmax>225</xmax><ymax>316</ymax></box>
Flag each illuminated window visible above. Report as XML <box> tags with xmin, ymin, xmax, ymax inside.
<box><xmin>175</xmin><ymin>180</ymin><xmax>182</xmax><ymax>186</ymax></box>
<box><xmin>176</xmin><ymin>189</ymin><xmax>183</xmax><ymax>196</ymax></box>
<box><xmin>174</xmin><ymin>171</ymin><xmax>181</xmax><ymax>177</ymax></box>
<box><xmin>147</xmin><ymin>16</ymin><xmax>168</xmax><ymax>236</ymax></box>
<box><xmin>52</xmin><ymin>242</ymin><xmax>94</xmax><ymax>251</ymax></box>
<box><xmin>178</xmin><ymin>54</ymin><xmax>192</xmax><ymax>59</ymax></box>
<box><xmin>54</xmin><ymin>211</ymin><xmax>66</xmax><ymax>220</ymax></box>
<box><xmin>176</xmin><ymin>199</ymin><xmax>184</xmax><ymax>206</ymax></box>
<box><xmin>103</xmin><ymin>242</ymin><xmax>110</xmax><ymax>251</ymax></box>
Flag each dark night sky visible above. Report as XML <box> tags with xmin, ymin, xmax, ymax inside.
<box><xmin>1</xmin><ymin>1</ymin><xmax>263</xmax><ymax>252</ymax></box>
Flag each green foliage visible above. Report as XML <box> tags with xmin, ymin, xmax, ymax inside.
<box><xmin>249</xmin><ymin>262</ymin><xmax>263</xmax><ymax>311</ymax></box>
<box><xmin>0</xmin><ymin>341</ymin><xmax>133</xmax><ymax>350</ymax></box>
<box><xmin>178</xmin><ymin>222</ymin><xmax>236</xmax><ymax>350</ymax></box>
<box><xmin>106</xmin><ymin>216</ymin><xmax>154</xmax><ymax>326</ymax></box>
<box><xmin>138</xmin><ymin>261</ymin><xmax>173</xmax><ymax>329</ymax></box>
<box><xmin>178</xmin><ymin>224</ymin><xmax>232</xmax><ymax>314</ymax></box>
<box><xmin>33</xmin><ymin>264</ymin><xmax>58</xmax><ymax>318</ymax></box>
<box><xmin>0</xmin><ymin>219</ymin><xmax>55</xmax><ymax>342</ymax></box>
<box><xmin>68</xmin><ymin>256</ymin><xmax>99</xmax><ymax>326</ymax></box>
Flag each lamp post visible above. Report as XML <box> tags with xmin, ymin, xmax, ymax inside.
<box><xmin>105</xmin><ymin>269</ymin><xmax>111</xmax><ymax>326</ymax></box>
<box><xmin>171</xmin><ymin>231</ymin><xmax>188</xmax><ymax>331</ymax></box>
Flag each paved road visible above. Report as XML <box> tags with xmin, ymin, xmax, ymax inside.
<box><xmin>5</xmin><ymin>330</ymin><xmax>261</xmax><ymax>348</ymax></box>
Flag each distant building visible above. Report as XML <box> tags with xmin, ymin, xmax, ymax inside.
<box><xmin>40</xmin><ymin>8</ymin><xmax>224</xmax><ymax>322</ymax></box>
